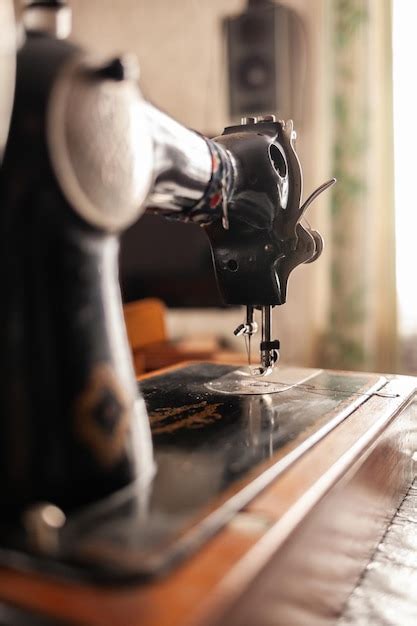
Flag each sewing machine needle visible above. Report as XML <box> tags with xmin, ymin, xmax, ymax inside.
<box><xmin>244</xmin><ymin>305</ymin><xmax>253</xmax><ymax>369</ymax></box>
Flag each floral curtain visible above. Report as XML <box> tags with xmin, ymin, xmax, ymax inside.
<box><xmin>320</xmin><ymin>0</ymin><xmax>397</xmax><ymax>372</ymax></box>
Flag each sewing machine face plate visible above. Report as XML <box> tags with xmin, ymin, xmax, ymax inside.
<box><xmin>0</xmin><ymin>363</ymin><xmax>385</xmax><ymax>582</ymax></box>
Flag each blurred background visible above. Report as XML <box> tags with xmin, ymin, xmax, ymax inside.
<box><xmin>59</xmin><ymin>0</ymin><xmax>414</xmax><ymax>375</ymax></box>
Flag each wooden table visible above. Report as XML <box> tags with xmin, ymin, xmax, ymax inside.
<box><xmin>0</xmin><ymin>365</ymin><xmax>416</xmax><ymax>626</ymax></box>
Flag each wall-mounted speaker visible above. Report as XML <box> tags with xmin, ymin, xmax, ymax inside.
<box><xmin>224</xmin><ymin>1</ymin><xmax>307</xmax><ymax>125</ymax></box>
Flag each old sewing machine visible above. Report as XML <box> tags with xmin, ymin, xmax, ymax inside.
<box><xmin>1</xmin><ymin>4</ymin><xmax>417</xmax><ymax>626</ymax></box>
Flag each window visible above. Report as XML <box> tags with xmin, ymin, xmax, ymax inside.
<box><xmin>393</xmin><ymin>1</ymin><xmax>417</xmax><ymax>336</ymax></box>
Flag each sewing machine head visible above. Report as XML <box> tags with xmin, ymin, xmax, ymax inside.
<box><xmin>206</xmin><ymin>117</ymin><xmax>335</xmax><ymax>374</ymax></box>
<box><xmin>0</xmin><ymin>0</ymin><xmax>334</xmax><ymax>525</ymax></box>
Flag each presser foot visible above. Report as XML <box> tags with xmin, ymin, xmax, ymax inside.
<box><xmin>234</xmin><ymin>305</ymin><xmax>280</xmax><ymax>376</ymax></box>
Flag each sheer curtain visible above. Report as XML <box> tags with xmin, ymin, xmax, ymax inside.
<box><xmin>320</xmin><ymin>0</ymin><xmax>397</xmax><ymax>373</ymax></box>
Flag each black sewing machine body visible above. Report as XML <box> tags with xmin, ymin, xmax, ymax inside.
<box><xmin>0</xmin><ymin>33</ymin><xmax>154</xmax><ymax>518</ymax></box>
<box><xmin>207</xmin><ymin>119</ymin><xmax>318</xmax><ymax>306</ymax></box>
<box><xmin>0</xmin><ymin>2</ymin><xmax>333</xmax><ymax>580</ymax></box>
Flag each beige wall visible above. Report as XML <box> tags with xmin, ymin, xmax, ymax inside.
<box><xmin>68</xmin><ymin>0</ymin><xmax>331</xmax><ymax>366</ymax></box>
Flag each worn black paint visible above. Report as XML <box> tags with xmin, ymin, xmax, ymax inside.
<box><xmin>0</xmin><ymin>364</ymin><xmax>383</xmax><ymax>582</ymax></box>
<box><xmin>0</xmin><ymin>34</ymin><xmax>142</xmax><ymax>518</ymax></box>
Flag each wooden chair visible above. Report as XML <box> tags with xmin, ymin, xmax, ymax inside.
<box><xmin>123</xmin><ymin>298</ymin><xmax>246</xmax><ymax>375</ymax></box>
<box><xmin>123</xmin><ymin>298</ymin><xmax>168</xmax><ymax>375</ymax></box>
<box><xmin>123</xmin><ymin>298</ymin><xmax>167</xmax><ymax>349</ymax></box>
